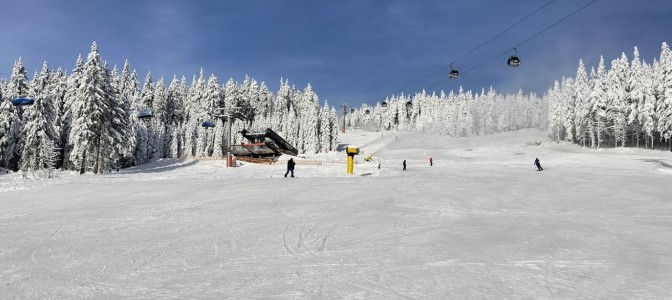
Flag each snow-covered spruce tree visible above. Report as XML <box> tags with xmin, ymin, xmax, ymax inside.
<box><xmin>184</xmin><ymin>70</ymin><xmax>206</xmax><ymax>157</ymax></box>
<box><xmin>606</xmin><ymin>53</ymin><xmax>630</xmax><ymax>147</ymax></box>
<box><xmin>51</xmin><ymin>67</ymin><xmax>68</xmax><ymax>169</ymax></box>
<box><xmin>654</xmin><ymin>42</ymin><xmax>672</xmax><ymax>149</ymax></box>
<box><xmin>230</xmin><ymin>75</ymin><xmax>254</xmax><ymax>147</ymax></box>
<box><xmin>117</xmin><ymin>61</ymin><xmax>140</xmax><ymax>167</ymax></box>
<box><xmin>60</xmin><ymin>55</ymin><xmax>84</xmax><ymax>170</ymax></box>
<box><xmin>152</xmin><ymin>77</ymin><xmax>168</xmax><ymax>159</ymax></box>
<box><xmin>1</xmin><ymin>58</ymin><xmax>31</xmax><ymax>171</ymax></box>
<box><xmin>590</xmin><ymin>57</ymin><xmax>609</xmax><ymax>148</ymax></box>
<box><xmin>66</xmin><ymin>42</ymin><xmax>125</xmax><ymax>174</ymax></box>
<box><xmin>640</xmin><ymin>60</ymin><xmax>657</xmax><ymax>148</ymax></box>
<box><xmin>560</xmin><ymin>77</ymin><xmax>575</xmax><ymax>142</ymax></box>
<box><xmin>200</xmin><ymin>74</ymin><xmax>221</xmax><ymax>157</ymax></box>
<box><xmin>272</xmin><ymin>78</ymin><xmax>291</xmax><ymax>135</ymax></box>
<box><xmin>135</xmin><ymin>72</ymin><xmax>155</xmax><ymax>163</ymax></box>
<box><xmin>168</xmin><ymin>76</ymin><xmax>188</xmax><ymax>158</ymax></box>
<box><xmin>573</xmin><ymin>60</ymin><xmax>591</xmax><ymax>147</ymax></box>
<box><xmin>299</xmin><ymin>84</ymin><xmax>320</xmax><ymax>154</ymax></box>
<box><xmin>20</xmin><ymin>61</ymin><xmax>58</xmax><ymax>172</ymax></box>
<box><xmin>628</xmin><ymin>47</ymin><xmax>645</xmax><ymax>147</ymax></box>
<box><xmin>254</xmin><ymin>81</ymin><xmax>274</xmax><ymax>131</ymax></box>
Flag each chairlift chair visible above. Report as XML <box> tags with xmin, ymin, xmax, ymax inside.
<box><xmin>12</xmin><ymin>97</ymin><xmax>35</xmax><ymax>107</ymax></box>
<box><xmin>201</xmin><ymin>120</ymin><xmax>216</xmax><ymax>128</ymax></box>
<box><xmin>137</xmin><ymin>108</ymin><xmax>154</xmax><ymax>119</ymax></box>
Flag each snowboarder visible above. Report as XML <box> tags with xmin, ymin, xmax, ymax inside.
<box><xmin>285</xmin><ymin>158</ymin><xmax>296</xmax><ymax>177</ymax></box>
<box><xmin>429</xmin><ymin>157</ymin><xmax>433</xmax><ymax>166</ymax></box>
<box><xmin>534</xmin><ymin>158</ymin><xmax>543</xmax><ymax>171</ymax></box>
<box><xmin>402</xmin><ymin>159</ymin><xmax>407</xmax><ymax>171</ymax></box>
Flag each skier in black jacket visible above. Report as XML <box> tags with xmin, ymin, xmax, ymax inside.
<box><xmin>534</xmin><ymin>158</ymin><xmax>543</xmax><ymax>171</ymax></box>
<box><xmin>285</xmin><ymin>158</ymin><xmax>296</xmax><ymax>177</ymax></box>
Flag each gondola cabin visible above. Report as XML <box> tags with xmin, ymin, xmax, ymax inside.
<box><xmin>381</xmin><ymin>101</ymin><xmax>388</xmax><ymax>108</ymax></box>
<box><xmin>137</xmin><ymin>108</ymin><xmax>154</xmax><ymax>119</ymax></box>
<box><xmin>12</xmin><ymin>97</ymin><xmax>34</xmax><ymax>106</ymax></box>
<box><xmin>406</xmin><ymin>101</ymin><xmax>412</xmax><ymax>109</ymax></box>
<box><xmin>201</xmin><ymin>120</ymin><xmax>216</xmax><ymax>128</ymax></box>
<box><xmin>365</xmin><ymin>109</ymin><xmax>370</xmax><ymax>115</ymax></box>
<box><xmin>350</xmin><ymin>108</ymin><xmax>355</xmax><ymax>113</ymax></box>
<box><xmin>507</xmin><ymin>56</ymin><xmax>520</xmax><ymax>67</ymax></box>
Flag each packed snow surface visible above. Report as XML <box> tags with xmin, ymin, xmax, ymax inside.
<box><xmin>1</xmin><ymin>129</ymin><xmax>671</xmax><ymax>299</ymax></box>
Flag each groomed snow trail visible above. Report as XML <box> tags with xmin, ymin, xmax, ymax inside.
<box><xmin>1</xmin><ymin>129</ymin><xmax>671</xmax><ymax>299</ymax></box>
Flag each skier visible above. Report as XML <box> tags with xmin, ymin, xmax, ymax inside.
<box><xmin>402</xmin><ymin>159</ymin><xmax>407</xmax><ymax>171</ymax></box>
<box><xmin>429</xmin><ymin>157</ymin><xmax>433</xmax><ymax>166</ymax></box>
<box><xmin>534</xmin><ymin>158</ymin><xmax>543</xmax><ymax>171</ymax></box>
<box><xmin>285</xmin><ymin>158</ymin><xmax>296</xmax><ymax>177</ymax></box>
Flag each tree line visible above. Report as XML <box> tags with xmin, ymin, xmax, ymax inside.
<box><xmin>347</xmin><ymin>87</ymin><xmax>547</xmax><ymax>137</ymax></box>
<box><xmin>0</xmin><ymin>42</ymin><xmax>340</xmax><ymax>174</ymax></box>
<box><xmin>547</xmin><ymin>42</ymin><xmax>672</xmax><ymax>150</ymax></box>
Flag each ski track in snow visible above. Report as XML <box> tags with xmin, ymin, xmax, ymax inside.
<box><xmin>1</xmin><ymin>129</ymin><xmax>672</xmax><ymax>299</ymax></box>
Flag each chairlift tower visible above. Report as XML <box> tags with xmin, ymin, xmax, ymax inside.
<box><xmin>341</xmin><ymin>103</ymin><xmax>348</xmax><ymax>134</ymax></box>
<box><xmin>210</xmin><ymin>107</ymin><xmax>248</xmax><ymax>167</ymax></box>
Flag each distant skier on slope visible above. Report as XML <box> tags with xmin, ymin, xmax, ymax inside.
<box><xmin>285</xmin><ymin>158</ymin><xmax>296</xmax><ymax>177</ymax></box>
<box><xmin>534</xmin><ymin>158</ymin><xmax>543</xmax><ymax>171</ymax></box>
<box><xmin>429</xmin><ymin>157</ymin><xmax>433</xmax><ymax>166</ymax></box>
<box><xmin>402</xmin><ymin>159</ymin><xmax>407</xmax><ymax>171</ymax></box>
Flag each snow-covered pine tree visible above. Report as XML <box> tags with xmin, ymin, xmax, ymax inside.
<box><xmin>1</xmin><ymin>58</ymin><xmax>31</xmax><ymax>171</ymax></box>
<box><xmin>640</xmin><ymin>60</ymin><xmax>657</xmax><ymax>148</ymax></box>
<box><xmin>167</xmin><ymin>76</ymin><xmax>187</xmax><ymax>158</ymax></box>
<box><xmin>20</xmin><ymin>61</ymin><xmax>58</xmax><ymax>172</ymax></box>
<box><xmin>590</xmin><ymin>57</ymin><xmax>609</xmax><ymax>148</ymax></box>
<box><xmin>67</xmin><ymin>42</ymin><xmax>124</xmax><ymax>174</ymax></box>
<box><xmin>135</xmin><ymin>72</ymin><xmax>155</xmax><ymax>163</ymax></box>
<box><xmin>60</xmin><ymin>55</ymin><xmax>84</xmax><ymax>170</ymax></box>
<box><xmin>606</xmin><ymin>53</ymin><xmax>630</xmax><ymax>147</ymax></box>
<box><xmin>654</xmin><ymin>42</ymin><xmax>672</xmax><ymax>149</ymax></box>
<box><xmin>300</xmin><ymin>84</ymin><xmax>320</xmax><ymax>154</ymax></box>
<box><xmin>628</xmin><ymin>47</ymin><xmax>645</xmax><ymax>147</ymax></box>
<box><xmin>573</xmin><ymin>60</ymin><xmax>591</xmax><ymax>147</ymax></box>
<box><xmin>153</xmin><ymin>77</ymin><xmax>168</xmax><ymax>158</ymax></box>
<box><xmin>201</xmin><ymin>74</ymin><xmax>221</xmax><ymax>157</ymax></box>
<box><xmin>185</xmin><ymin>69</ymin><xmax>206</xmax><ymax>157</ymax></box>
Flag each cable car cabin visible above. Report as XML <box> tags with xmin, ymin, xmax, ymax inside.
<box><xmin>201</xmin><ymin>120</ymin><xmax>216</xmax><ymax>128</ymax></box>
<box><xmin>137</xmin><ymin>108</ymin><xmax>154</xmax><ymax>119</ymax></box>
<box><xmin>364</xmin><ymin>109</ymin><xmax>370</xmax><ymax>115</ymax></box>
<box><xmin>507</xmin><ymin>56</ymin><xmax>520</xmax><ymax>67</ymax></box>
<box><xmin>350</xmin><ymin>108</ymin><xmax>355</xmax><ymax>113</ymax></box>
<box><xmin>406</xmin><ymin>101</ymin><xmax>412</xmax><ymax>109</ymax></box>
<box><xmin>12</xmin><ymin>97</ymin><xmax>34</xmax><ymax>106</ymax></box>
<box><xmin>381</xmin><ymin>101</ymin><xmax>388</xmax><ymax>108</ymax></box>
<box><xmin>449</xmin><ymin>69</ymin><xmax>459</xmax><ymax>79</ymax></box>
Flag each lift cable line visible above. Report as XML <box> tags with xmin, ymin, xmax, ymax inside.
<box><xmin>377</xmin><ymin>0</ymin><xmax>557</xmax><ymax>102</ymax></box>
<box><xmin>424</xmin><ymin>0</ymin><xmax>598</xmax><ymax>92</ymax></box>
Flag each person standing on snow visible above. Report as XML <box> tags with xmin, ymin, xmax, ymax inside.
<box><xmin>285</xmin><ymin>158</ymin><xmax>296</xmax><ymax>177</ymax></box>
<box><xmin>402</xmin><ymin>159</ymin><xmax>407</xmax><ymax>171</ymax></box>
<box><xmin>534</xmin><ymin>158</ymin><xmax>543</xmax><ymax>171</ymax></box>
<box><xmin>429</xmin><ymin>157</ymin><xmax>433</xmax><ymax>166</ymax></box>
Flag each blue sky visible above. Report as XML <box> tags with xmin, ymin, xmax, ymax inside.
<box><xmin>1</xmin><ymin>0</ymin><xmax>671</xmax><ymax>108</ymax></box>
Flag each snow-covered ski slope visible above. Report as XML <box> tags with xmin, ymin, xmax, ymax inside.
<box><xmin>2</xmin><ymin>129</ymin><xmax>672</xmax><ymax>299</ymax></box>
